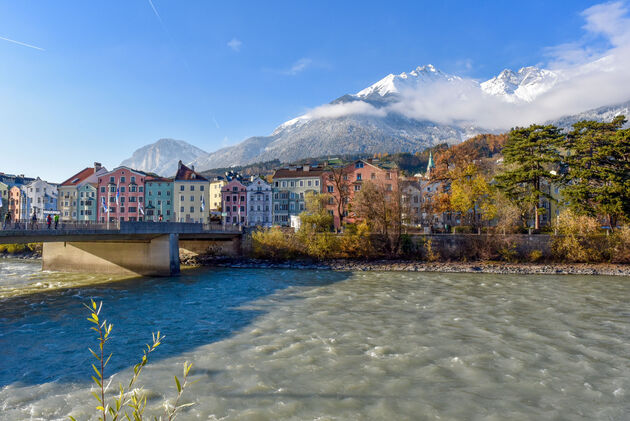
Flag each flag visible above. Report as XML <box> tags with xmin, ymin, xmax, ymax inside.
<box><xmin>101</xmin><ymin>196</ymin><xmax>109</xmax><ymax>213</ymax></box>
<box><xmin>201</xmin><ymin>195</ymin><xmax>205</xmax><ymax>212</ymax></box>
<box><xmin>115</xmin><ymin>184</ymin><xmax>120</xmax><ymax>206</ymax></box>
<box><xmin>139</xmin><ymin>205</ymin><xmax>144</xmax><ymax>215</ymax></box>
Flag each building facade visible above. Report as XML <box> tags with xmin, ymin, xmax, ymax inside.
<box><xmin>324</xmin><ymin>159</ymin><xmax>398</xmax><ymax>229</ymax></box>
<box><xmin>145</xmin><ymin>176</ymin><xmax>173</xmax><ymax>222</ymax></box>
<box><xmin>97</xmin><ymin>167</ymin><xmax>146</xmax><ymax>223</ymax></box>
<box><xmin>58</xmin><ymin>163</ymin><xmax>107</xmax><ymax>221</ymax></box>
<box><xmin>77</xmin><ymin>183</ymin><xmax>98</xmax><ymax>221</ymax></box>
<box><xmin>173</xmin><ymin>161</ymin><xmax>210</xmax><ymax>223</ymax></box>
<box><xmin>221</xmin><ymin>177</ymin><xmax>248</xmax><ymax>226</ymax></box>
<box><xmin>272</xmin><ymin>165</ymin><xmax>324</xmax><ymax>226</ymax></box>
<box><xmin>209</xmin><ymin>177</ymin><xmax>226</xmax><ymax>211</ymax></box>
<box><xmin>8</xmin><ymin>186</ymin><xmax>27</xmax><ymax>221</ymax></box>
<box><xmin>0</xmin><ymin>181</ymin><xmax>8</xmax><ymax>221</ymax></box>
<box><xmin>24</xmin><ymin>178</ymin><xmax>58</xmax><ymax>220</ymax></box>
<box><xmin>246</xmin><ymin>176</ymin><xmax>272</xmax><ymax>227</ymax></box>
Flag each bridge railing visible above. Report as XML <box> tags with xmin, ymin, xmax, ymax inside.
<box><xmin>1</xmin><ymin>219</ymin><xmax>119</xmax><ymax>231</ymax></box>
<box><xmin>202</xmin><ymin>223</ymin><xmax>242</xmax><ymax>233</ymax></box>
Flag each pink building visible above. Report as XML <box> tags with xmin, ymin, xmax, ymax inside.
<box><xmin>221</xmin><ymin>177</ymin><xmax>248</xmax><ymax>226</ymax></box>
<box><xmin>97</xmin><ymin>167</ymin><xmax>146</xmax><ymax>222</ymax></box>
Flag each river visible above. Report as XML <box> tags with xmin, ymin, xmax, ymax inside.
<box><xmin>1</xmin><ymin>258</ymin><xmax>629</xmax><ymax>420</ymax></box>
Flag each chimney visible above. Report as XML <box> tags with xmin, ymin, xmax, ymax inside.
<box><xmin>178</xmin><ymin>160</ymin><xmax>183</xmax><ymax>170</ymax></box>
<box><xmin>94</xmin><ymin>162</ymin><xmax>102</xmax><ymax>172</ymax></box>
<box><xmin>191</xmin><ymin>165</ymin><xmax>195</xmax><ymax>172</ymax></box>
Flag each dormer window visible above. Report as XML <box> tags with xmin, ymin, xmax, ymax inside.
<box><xmin>355</xmin><ymin>162</ymin><xmax>364</xmax><ymax>169</ymax></box>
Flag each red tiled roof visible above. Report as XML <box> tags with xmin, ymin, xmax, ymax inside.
<box><xmin>60</xmin><ymin>167</ymin><xmax>94</xmax><ymax>187</ymax></box>
<box><xmin>175</xmin><ymin>163</ymin><xmax>208</xmax><ymax>181</ymax></box>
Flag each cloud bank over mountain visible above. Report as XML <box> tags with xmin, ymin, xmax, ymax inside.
<box><xmin>302</xmin><ymin>1</ymin><xmax>630</xmax><ymax>131</ymax></box>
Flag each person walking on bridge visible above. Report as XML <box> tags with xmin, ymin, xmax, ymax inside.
<box><xmin>46</xmin><ymin>214</ymin><xmax>52</xmax><ymax>229</ymax></box>
<box><xmin>31</xmin><ymin>211</ymin><xmax>38</xmax><ymax>230</ymax></box>
<box><xmin>54</xmin><ymin>214</ymin><xmax>59</xmax><ymax>230</ymax></box>
<box><xmin>2</xmin><ymin>211</ymin><xmax>11</xmax><ymax>230</ymax></box>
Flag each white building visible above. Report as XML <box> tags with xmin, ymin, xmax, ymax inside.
<box><xmin>246</xmin><ymin>176</ymin><xmax>272</xmax><ymax>227</ymax></box>
<box><xmin>24</xmin><ymin>178</ymin><xmax>58</xmax><ymax>220</ymax></box>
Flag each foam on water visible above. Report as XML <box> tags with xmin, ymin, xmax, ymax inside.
<box><xmin>1</xmin><ymin>260</ymin><xmax>630</xmax><ymax>419</ymax></box>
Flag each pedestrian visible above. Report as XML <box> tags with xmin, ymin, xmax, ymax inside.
<box><xmin>159</xmin><ymin>214</ymin><xmax>163</xmax><ymax>222</ymax></box>
<box><xmin>47</xmin><ymin>214</ymin><xmax>52</xmax><ymax>229</ymax></box>
<box><xmin>54</xmin><ymin>213</ymin><xmax>59</xmax><ymax>230</ymax></box>
<box><xmin>31</xmin><ymin>211</ymin><xmax>38</xmax><ymax>230</ymax></box>
<box><xmin>2</xmin><ymin>211</ymin><xmax>11</xmax><ymax>230</ymax></box>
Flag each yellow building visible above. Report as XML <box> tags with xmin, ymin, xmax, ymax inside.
<box><xmin>173</xmin><ymin>161</ymin><xmax>210</xmax><ymax>223</ymax></box>
<box><xmin>209</xmin><ymin>177</ymin><xmax>226</xmax><ymax>211</ymax></box>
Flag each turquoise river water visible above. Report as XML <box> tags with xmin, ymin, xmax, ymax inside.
<box><xmin>1</xmin><ymin>258</ymin><xmax>630</xmax><ymax>420</ymax></box>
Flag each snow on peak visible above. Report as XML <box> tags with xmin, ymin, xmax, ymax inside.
<box><xmin>355</xmin><ymin>64</ymin><xmax>460</xmax><ymax>98</ymax></box>
<box><xmin>481</xmin><ymin>66</ymin><xmax>559</xmax><ymax>103</ymax></box>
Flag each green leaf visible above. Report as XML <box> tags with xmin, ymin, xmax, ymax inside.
<box><xmin>92</xmin><ymin>364</ymin><xmax>101</xmax><ymax>379</ymax></box>
<box><xmin>175</xmin><ymin>375</ymin><xmax>182</xmax><ymax>393</ymax></box>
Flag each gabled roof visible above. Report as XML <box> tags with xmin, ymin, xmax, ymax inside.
<box><xmin>60</xmin><ymin>168</ymin><xmax>94</xmax><ymax>187</ymax></box>
<box><xmin>175</xmin><ymin>161</ymin><xmax>208</xmax><ymax>181</ymax></box>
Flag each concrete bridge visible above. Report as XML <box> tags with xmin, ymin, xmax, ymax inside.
<box><xmin>0</xmin><ymin>222</ymin><xmax>242</xmax><ymax>276</ymax></box>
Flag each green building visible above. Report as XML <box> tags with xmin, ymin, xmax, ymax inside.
<box><xmin>77</xmin><ymin>183</ymin><xmax>98</xmax><ymax>221</ymax></box>
<box><xmin>145</xmin><ymin>176</ymin><xmax>174</xmax><ymax>221</ymax></box>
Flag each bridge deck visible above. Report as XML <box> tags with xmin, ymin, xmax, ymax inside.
<box><xmin>0</xmin><ymin>222</ymin><xmax>242</xmax><ymax>244</ymax></box>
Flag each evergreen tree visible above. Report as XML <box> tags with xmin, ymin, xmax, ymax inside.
<box><xmin>562</xmin><ymin>116</ymin><xmax>630</xmax><ymax>229</ymax></box>
<box><xmin>495</xmin><ymin>124</ymin><xmax>564</xmax><ymax>230</ymax></box>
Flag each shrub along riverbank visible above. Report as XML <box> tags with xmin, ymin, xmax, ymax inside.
<box><xmin>0</xmin><ymin>243</ymin><xmax>42</xmax><ymax>258</ymax></box>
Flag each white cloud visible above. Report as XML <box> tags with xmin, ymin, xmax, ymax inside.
<box><xmin>387</xmin><ymin>1</ymin><xmax>630</xmax><ymax>130</ymax></box>
<box><xmin>227</xmin><ymin>38</ymin><xmax>242</xmax><ymax>52</ymax></box>
<box><xmin>282</xmin><ymin>58</ymin><xmax>313</xmax><ymax>75</ymax></box>
<box><xmin>307</xmin><ymin>101</ymin><xmax>387</xmax><ymax>119</ymax></box>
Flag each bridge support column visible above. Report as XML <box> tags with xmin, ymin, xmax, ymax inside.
<box><xmin>42</xmin><ymin>234</ymin><xmax>180</xmax><ymax>276</ymax></box>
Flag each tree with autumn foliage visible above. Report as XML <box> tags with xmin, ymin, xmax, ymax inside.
<box><xmin>353</xmin><ymin>180</ymin><xmax>404</xmax><ymax>255</ymax></box>
<box><xmin>495</xmin><ymin>124</ymin><xmax>564</xmax><ymax>230</ymax></box>
<box><xmin>450</xmin><ymin>164</ymin><xmax>496</xmax><ymax>230</ymax></box>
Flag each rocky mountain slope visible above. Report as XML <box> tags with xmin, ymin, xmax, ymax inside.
<box><xmin>120</xmin><ymin>138</ymin><xmax>207</xmax><ymax>176</ymax></box>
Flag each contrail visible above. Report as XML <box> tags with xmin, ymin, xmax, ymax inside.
<box><xmin>0</xmin><ymin>35</ymin><xmax>44</xmax><ymax>51</ymax></box>
<box><xmin>147</xmin><ymin>0</ymin><xmax>163</xmax><ymax>23</ymax></box>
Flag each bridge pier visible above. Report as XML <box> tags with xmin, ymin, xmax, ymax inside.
<box><xmin>42</xmin><ymin>234</ymin><xmax>180</xmax><ymax>276</ymax></box>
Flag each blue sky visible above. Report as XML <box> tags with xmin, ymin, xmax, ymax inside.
<box><xmin>0</xmin><ymin>0</ymin><xmax>614</xmax><ymax>181</ymax></box>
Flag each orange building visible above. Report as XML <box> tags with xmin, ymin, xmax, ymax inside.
<box><xmin>8</xmin><ymin>186</ymin><xmax>26</xmax><ymax>221</ymax></box>
<box><xmin>324</xmin><ymin>159</ymin><xmax>399</xmax><ymax>230</ymax></box>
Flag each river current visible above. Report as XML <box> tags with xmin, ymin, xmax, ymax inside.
<box><xmin>1</xmin><ymin>258</ymin><xmax>629</xmax><ymax>420</ymax></box>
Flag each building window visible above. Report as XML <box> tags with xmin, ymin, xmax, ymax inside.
<box><xmin>180</xmin><ymin>206</ymin><xmax>184</xmax><ymax>212</ymax></box>
<box><xmin>190</xmin><ymin>206</ymin><xmax>194</xmax><ymax>212</ymax></box>
<box><xmin>200</xmin><ymin>185</ymin><xmax>204</xmax><ymax>191</ymax></box>
<box><xmin>120</xmin><ymin>177</ymin><xmax>126</xmax><ymax>183</ymax></box>
<box><xmin>355</xmin><ymin>162</ymin><xmax>364</xmax><ymax>168</ymax></box>
<box><xmin>190</xmin><ymin>195</ymin><xmax>194</xmax><ymax>201</ymax></box>
<box><xmin>180</xmin><ymin>185</ymin><xmax>185</xmax><ymax>191</ymax></box>
<box><xmin>357</xmin><ymin>173</ymin><xmax>362</xmax><ymax>181</ymax></box>
<box><xmin>354</xmin><ymin>185</ymin><xmax>361</xmax><ymax>191</ymax></box>
<box><xmin>190</xmin><ymin>185</ymin><xmax>195</xmax><ymax>191</ymax></box>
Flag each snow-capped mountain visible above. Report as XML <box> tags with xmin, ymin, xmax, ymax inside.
<box><xmin>128</xmin><ymin>64</ymin><xmax>629</xmax><ymax>174</ymax></box>
<box><xmin>120</xmin><ymin>138</ymin><xmax>207</xmax><ymax>177</ymax></box>
<box><xmin>355</xmin><ymin>64</ymin><xmax>463</xmax><ymax>98</ymax></box>
<box><xmin>480</xmin><ymin>66</ymin><xmax>559</xmax><ymax>103</ymax></box>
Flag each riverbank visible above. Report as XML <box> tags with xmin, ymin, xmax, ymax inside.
<box><xmin>182</xmin><ymin>255</ymin><xmax>630</xmax><ymax>276</ymax></box>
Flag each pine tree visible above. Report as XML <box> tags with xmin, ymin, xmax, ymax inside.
<box><xmin>562</xmin><ymin>116</ymin><xmax>630</xmax><ymax>230</ymax></box>
<box><xmin>495</xmin><ymin>124</ymin><xmax>564</xmax><ymax>230</ymax></box>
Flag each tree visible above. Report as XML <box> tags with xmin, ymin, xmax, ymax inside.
<box><xmin>562</xmin><ymin>116</ymin><xmax>630</xmax><ymax>230</ymax></box>
<box><xmin>353</xmin><ymin>180</ymin><xmax>403</xmax><ymax>254</ymax></box>
<box><xmin>495</xmin><ymin>124</ymin><xmax>564</xmax><ymax>230</ymax></box>
<box><xmin>323</xmin><ymin>164</ymin><xmax>352</xmax><ymax>229</ymax></box>
<box><xmin>450</xmin><ymin>164</ymin><xmax>496</xmax><ymax>230</ymax></box>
